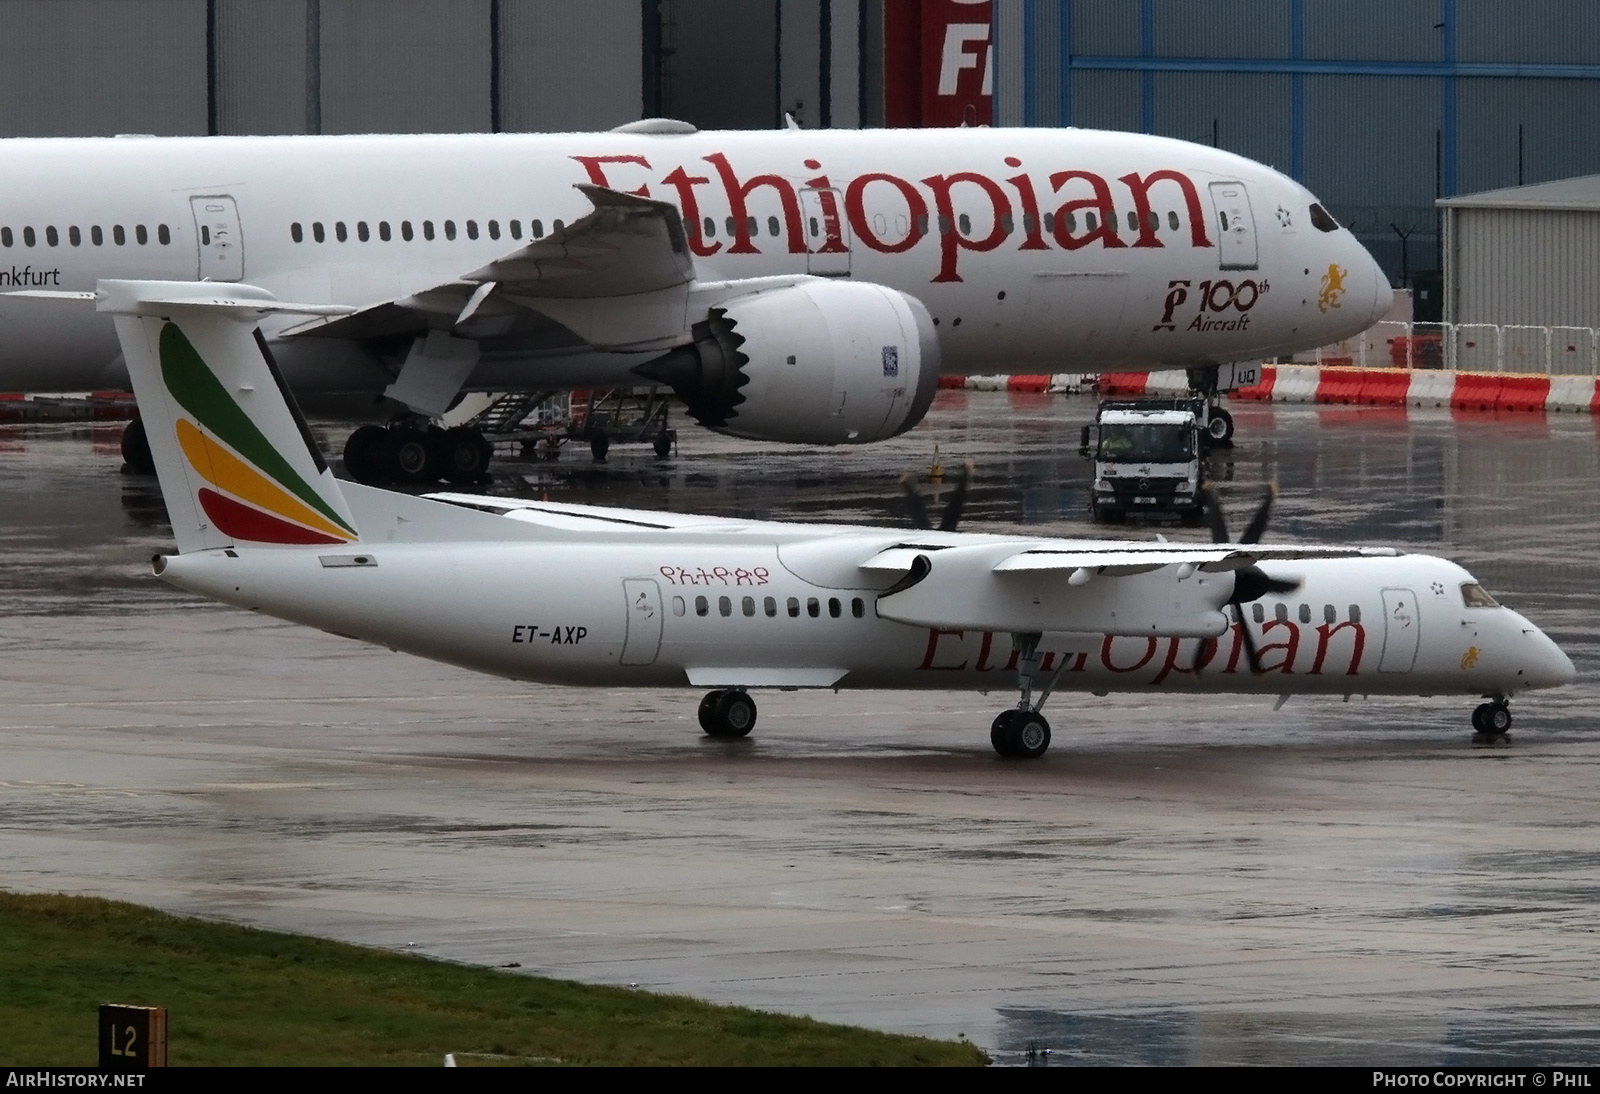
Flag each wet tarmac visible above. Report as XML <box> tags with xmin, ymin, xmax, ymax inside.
<box><xmin>1</xmin><ymin>393</ymin><xmax>1598</xmax><ymax>1066</ymax></box>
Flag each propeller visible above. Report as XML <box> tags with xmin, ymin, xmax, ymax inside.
<box><xmin>1193</xmin><ymin>483</ymin><xmax>1302</xmax><ymax>676</ymax></box>
<box><xmin>900</xmin><ymin>459</ymin><xmax>972</xmax><ymax>532</ymax></box>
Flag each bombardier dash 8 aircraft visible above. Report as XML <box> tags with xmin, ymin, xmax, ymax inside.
<box><xmin>0</xmin><ymin>124</ymin><xmax>1388</xmax><ymax>480</ymax></box>
<box><xmin>77</xmin><ymin>279</ymin><xmax>1566</xmax><ymax>759</ymax></box>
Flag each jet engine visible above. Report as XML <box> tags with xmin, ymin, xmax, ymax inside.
<box><xmin>634</xmin><ymin>279</ymin><xmax>940</xmax><ymax>445</ymax></box>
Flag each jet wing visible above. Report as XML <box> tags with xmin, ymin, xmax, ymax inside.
<box><xmin>280</xmin><ymin>184</ymin><xmax>699</xmax><ymax>350</ymax></box>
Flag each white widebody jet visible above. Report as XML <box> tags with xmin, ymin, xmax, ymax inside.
<box><xmin>0</xmin><ymin>125</ymin><xmax>1388</xmax><ymax>480</ymax></box>
<box><xmin>96</xmin><ymin>280</ymin><xmax>1560</xmax><ymax>760</ymax></box>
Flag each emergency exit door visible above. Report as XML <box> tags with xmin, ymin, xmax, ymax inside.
<box><xmin>190</xmin><ymin>195</ymin><xmax>243</xmax><ymax>281</ymax></box>
<box><xmin>620</xmin><ymin>578</ymin><xmax>663</xmax><ymax>666</ymax></box>
<box><xmin>1378</xmin><ymin>587</ymin><xmax>1420</xmax><ymax>672</ymax></box>
<box><xmin>800</xmin><ymin>188</ymin><xmax>851</xmax><ymax>276</ymax></box>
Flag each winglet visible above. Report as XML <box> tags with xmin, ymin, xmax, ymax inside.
<box><xmin>100</xmin><ymin>280</ymin><xmax>361</xmax><ymax>553</ymax></box>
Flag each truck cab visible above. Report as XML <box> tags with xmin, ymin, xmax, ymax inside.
<box><xmin>1080</xmin><ymin>399</ymin><xmax>1207</xmax><ymax>522</ymax></box>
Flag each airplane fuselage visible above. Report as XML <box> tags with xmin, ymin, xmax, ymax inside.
<box><xmin>0</xmin><ymin>129</ymin><xmax>1389</xmax><ymax>394</ymax></box>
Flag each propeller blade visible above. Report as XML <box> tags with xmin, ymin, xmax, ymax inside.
<box><xmin>1236</xmin><ymin>608</ymin><xmax>1266</xmax><ymax>675</ymax></box>
<box><xmin>938</xmin><ymin>459</ymin><xmax>974</xmax><ymax>532</ymax></box>
<box><xmin>1239</xmin><ymin>483</ymin><xmax>1279</xmax><ymax>545</ymax></box>
<box><xmin>1201</xmin><ymin>485</ymin><xmax>1231</xmax><ymax>545</ymax></box>
<box><xmin>1232</xmin><ymin>564</ymin><xmax>1303</xmax><ymax>603</ymax></box>
<box><xmin>899</xmin><ymin>474</ymin><xmax>931</xmax><ymax>530</ymax></box>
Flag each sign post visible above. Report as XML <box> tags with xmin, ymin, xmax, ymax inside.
<box><xmin>98</xmin><ymin>1004</ymin><xmax>167</xmax><ymax>1069</ymax></box>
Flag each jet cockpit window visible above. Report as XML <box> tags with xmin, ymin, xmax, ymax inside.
<box><xmin>1309</xmin><ymin>203</ymin><xmax>1339</xmax><ymax>232</ymax></box>
<box><xmin>1461</xmin><ymin>582</ymin><xmax>1500</xmax><ymax>608</ymax></box>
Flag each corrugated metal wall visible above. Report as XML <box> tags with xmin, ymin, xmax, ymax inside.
<box><xmin>0</xmin><ymin>0</ymin><xmax>207</xmax><ymax>137</ymax></box>
<box><xmin>1449</xmin><ymin>208</ymin><xmax>1600</xmax><ymax>328</ymax></box>
<box><xmin>500</xmin><ymin>0</ymin><xmax>641</xmax><ymax>132</ymax></box>
<box><xmin>216</xmin><ymin>0</ymin><xmax>309</xmax><ymax>136</ymax></box>
<box><xmin>1151</xmin><ymin>0</ymin><xmax>1287</xmax><ymax>59</ymax></box>
<box><xmin>1455</xmin><ymin>79</ymin><xmax>1600</xmax><ymax>196</ymax></box>
<box><xmin>1303</xmin><ymin>0</ymin><xmax>1437</xmax><ymax>62</ymax></box>
<box><xmin>318</xmin><ymin>0</ymin><xmax>492</xmax><ymax>134</ymax></box>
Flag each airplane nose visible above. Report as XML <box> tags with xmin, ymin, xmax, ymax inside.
<box><xmin>1362</xmin><ymin>253</ymin><xmax>1393</xmax><ymax>327</ymax></box>
<box><xmin>1516</xmin><ymin>614</ymin><xmax>1577</xmax><ymax>689</ymax></box>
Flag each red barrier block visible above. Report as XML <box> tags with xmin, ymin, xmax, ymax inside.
<box><xmin>1233</xmin><ymin>365</ymin><xmax>1276</xmax><ymax>401</ymax></box>
<box><xmin>938</xmin><ymin>374</ymin><xmax>965</xmax><ymax>389</ymax></box>
<box><xmin>1315</xmin><ymin>367</ymin><xmax>1364</xmax><ymax>404</ymax></box>
<box><xmin>1098</xmin><ymin>372</ymin><xmax>1149</xmax><ymax>396</ymax></box>
<box><xmin>1357</xmin><ymin>369</ymin><xmax>1411</xmax><ymax>406</ymax></box>
<box><xmin>1008</xmin><ymin>374</ymin><xmax>1050</xmax><ymax>393</ymax></box>
<box><xmin>1496</xmin><ymin>375</ymin><xmax>1551</xmax><ymax>413</ymax></box>
<box><xmin>1451</xmin><ymin>373</ymin><xmax>1502</xmax><ymax>411</ymax></box>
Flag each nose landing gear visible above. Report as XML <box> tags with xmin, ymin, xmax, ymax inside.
<box><xmin>1470</xmin><ymin>697</ymin><xmax>1513</xmax><ymax>747</ymax></box>
<box><xmin>989</xmin><ymin>632</ymin><xmax>1066</xmax><ymax>759</ymax></box>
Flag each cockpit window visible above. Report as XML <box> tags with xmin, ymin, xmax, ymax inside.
<box><xmin>1461</xmin><ymin>583</ymin><xmax>1500</xmax><ymax>608</ymax></box>
<box><xmin>1309</xmin><ymin>203</ymin><xmax>1339</xmax><ymax>232</ymax></box>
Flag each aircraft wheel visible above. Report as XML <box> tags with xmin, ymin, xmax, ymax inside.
<box><xmin>1471</xmin><ymin>703</ymin><xmax>1490</xmax><ymax>733</ymax></box>
<box><xmin>1485</xmin><ymin>703</ymin><xmax>1512</xmax><ymax>735</ymax></box>
<box><xmin>990</xmin><ymin>710</ymin><xmax>1018</xmax><ymax>757</ymax></box>
<box><xmin>697</xmin><ymin>690</ymin><xmax>725</xmax><ymax>734</ymax></box>
<box><xmin>342</xmin><ymin>424</ymin><xmax>389</xmax><ymax>484</ymax></box>
<box><xmin>714</xmin><ymin>690</ymin><xmax>757</xmax><ymax>737</ymax></box>
<box><xmin>1207</xmin><ymin>407</ymin><xmax>1236</xmax><ymax>445</ymax></box>
<box><xmin>391</xmin><ymin>428</ymin><xmax>438</xmax><ymax>484</ymax></box>
<box><xmin>652</xmin><ymin>432</ymin><xmax>674</xmax><ymax>458</ymax></box>
<box><xmin>121</xmin><ymin>417</ymin><xmax>155</xmax><ymax>474</ymax></box>
<box><xmin>589</xmin><ymin>429</ymin><xmax>611</xmax><ymax>463</ymax></box>
<box><xmin>440</xmin><ymin>427</ymin><xmax>493</xmax><ymax>484</ymax></box>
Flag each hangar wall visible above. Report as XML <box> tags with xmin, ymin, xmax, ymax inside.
<box><xmin>991</xmin><ymin>0</ymin><xmax>1600</xmax><ymax>298</ymax></box>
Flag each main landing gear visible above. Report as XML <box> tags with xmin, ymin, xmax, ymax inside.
<box><xmin>342</xmin><ymin>421</ymin><xmax>493</xmax><ymax>486</ymax></box>
<box><xmin>1471</xmin><ymin>696</ymin><xmax>1513</xmax><ymax>747</ymax></box>
<box><xmin>989</xmin><ymin>632</ymin><xmax>1065</xmax><ymax>760</ymax></box>
<box><xmin>698</xmin><ymin>689</ymin><xmax>757</xmax><ymax>739</ymax></box>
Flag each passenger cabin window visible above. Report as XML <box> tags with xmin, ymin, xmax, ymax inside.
<box><xmin>335</xmin><ymin>222</ymin><xmax>347</xmax><ymax>242</ymax></box>
<box><xmin>807</xmin><ymin>597</ymin><xmax>820</xmax><ymax>618</ymax></box>
<box><xmin>1461</xmin><ymin>583</ymin><xmax>1499</xmax><ymax>608</ymax></box>
<box><xmin>702</xmin><ymin>217</ymin><xmax>715</xmax><ymax>238</ymax></box>
<box><xmin>46</xmin><ymin>226</ymin><xmax>58</xmax><ymax>246</ymax></box>
<box><xmin>852</xmin><ymin>598</ymin><xmax>865</xmax><ymax>618</ymax></box>
<box><xmin>157</xmin><ymin>224</ymin><xmax>170</xmax><ymax>245</ymax></box>
<box><xmin>531</xmin><ymin>219</ymin><xmax>543</xmax><ymax>238</ymax></box>
<box><xmin>357</xmin><ymin>221</ymin><xmax>370</xmax><ymax>242</ymax></box>
<box><xmin>787</xmin><ymin>597</ymin><xmax>800</xmax><ymax>618</ymax></box>
<box><xmin>113</xmin><ymin>225</ymin><xmax>125</xmax><ymax>245</ymax></box>
<box><xmin>767</xmin><ymin>215</ymin><xmax>780</xmax><ymax>236</ymax></box>
<box><xmin>1</xmin><ymin>227</ymin><xmax>11</xmax><ymax>247</ymax></box>
<box><xmin>1309</xmin><ymin>203</ymin><xmax>1339</xmax><ymax>232</ymax></box>
<box><xmin>764</xmin><ymin>596</ymin><xmax>777</xmax><ymax>617</ymax></box>
<box><xmin>378</xmin><ymin>221</ymin><xmax>391</xmax><ymax>241</ymax></box>
<box><xmin>291</xmin><ymin>222</ymin><xmax>303</xmax><ymax>243</ymax></box>
<box><xmin>136</xmin><ymin>225</ymin><xmax>147</xmax><ymax>245</ymax></box>
<box><xmin>958</xmin><ymin>213</ymin><xmax>971</xmax><ymax>234</ymax></box>
<box><xmin>1299</xmin><ymin>604</ymin><xmax>1312</xmax><ymax>624</ymax></box>
<box><xmin>423</xmin><ymin>220</ymin><xmax>435</xmax><ymax>241</ymax></box>
<box><xmin>553</xmin><ymin>219</ymin><xmax>564</xmax><ymax>231</ymax></box>
<box><xmin>466</xmin><ymin>220</ymin><xmax>478</xmax><ymax>240</ymax></box>
<box><xmin>718</xmin><ymin>595</ymin><xmax>732</xmax><ymax>617</ymax></box>
<box><xmin>312</xmin><ymin>222</ymin><xmax>325</xmax><ymax>243</ymax></box>
<box><xmin>1043</xmin><ymin>212</ymin><xmax>1055</xmax><ymax>233</ymax></box>
<box><xmin>671</xmin><ymin>596</ymin><xmax>685</xmax><ymax>616</ymax></box>
<box><xmin>487</xmin><ymin>219</ymin><xmax>499</xmax><ymax>240</ymax></box>
<box><xmin>402</xmin><ymin>221</ymin><xmax>414</xmax><ymax>241</ymax></box>
<box><xmin>444</xmin><ymin>220</ymin><xmax>456</xmax><ymax>241</ymax></box>
<box><xmin>1349</xmin><ymin>604</ymin><xmax>1362</xmax><ymax>624</ymax></box>
<box><xmin>1324</xmin><ymin>604</ymin><xmax>1337</xmax><ymax>624</ymax></box>
<box><xmin>1274</xmin><ymin>603</ymin><xmax>1289</xmax><ymax>623</ymax></box>
<box><xmin>91</xmin><ymin>226</ymin><xmax>102</xmax><ymax>245</ymax></box>
<box><xmin>201</xmin><ymin>226</ymin><xmax>210</xmax><ymax>245</ymax></box>
<box><xmin>69</xmin><ymin>226</ymin><xmax>81</xmax><ymax>246</ymax></box>
<box><xmin>742</xmin><ymin>596</ymin><xmax>755</xmax><ymax>617</ymax></box>
<box><xmin>1252</xmin><ymin>603</ymin><xmax>1265</xmax><ymax>624</ymax></box>
<box><xmin>23</xmin><ymin>227</ymin><xmax>35</xmax><ymax>247</ymax></box>
<box><xmin>695</xmin><ymin>595</ymin><xmax>709</xmax><ymax>617</ymax></box>
<box><xmin>510</xmin><ymin>219</ymin><xmax>522</xmax><ymax>239</ymax></box>
<box><xmin>828</xmin><ymin>598</ymin><xmax>841</xmax><ymax>618</ymax></box>
<box><xmin>1168</xmin><ymin>210</ymin><xmax>1180</xmax><ymax>231</ymax></box>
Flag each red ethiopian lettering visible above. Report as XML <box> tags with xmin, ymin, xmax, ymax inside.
<box><xmin>1003</xmin><ymin>157</ymin><xmax>1050</xmax><ymax>251</ymax></box>
<box><xmin>1117</xmin><ymin>169</ymin><xmax>1213</xmax><ymax>249</ymax></box>
<box><xmin>1101</xmin><ymin>635</ymin><xmax>1158</xmax><ymax>673</ymax></box>
<box><xmin>974</xmin><ymin>630</ymin><xmax>1000</xmax><ymax>672</ymax></box>
<box><xmin>704</xmin><ymin>152</ymin><xmax>805</xmax><ymax>254</ymax></box>
<box><xmin>1257</xmin><ymin>619</ymin><xmax>1300</xmax><ymax>673</ymax></box>
<box><xmin>661</xmin><ymin>166</ymin><xmax>721</xmax><ymax>256</ymax></box>
<box><xmin>921</xmin><ymin>171</ymin><xmax>1013</xmax><ymax>283</ymax></box>
<box><xmin>570</xmin><ymin>154</ymin><xmax>652</xmax><ymax>197</ymax></box>
<box><xmin>845</xmin><ymin>173</ymin><xmax>927</xmax><ymax>255</ymax></box>
<box><xmin>1048</xmin><ymin>170</ymin><xmax>1125</xmax><ymax>251</ymax></box>
<box><xmin>918</xmin><ymin>628</ymin><xmax>969</xmax><ymax>670</ymax></box>
<box><xmin>1311</xmin><ymin>621</ymin><xmax>1366</xmax><ymax>675</ymax></box>
<box><xmin>1148</xmin><ymin>637</ymin><xmax>1188</xmax><ymax>684</ymax></box>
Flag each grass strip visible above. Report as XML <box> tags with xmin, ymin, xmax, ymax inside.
<box><xmin>0</xmin><ymin>892</ymin><xmax>987</xmax><ymax>1066</ymax></box>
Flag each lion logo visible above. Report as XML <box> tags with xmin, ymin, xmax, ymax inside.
<box><xmin>1460</xmin><ymin>646</ymin><xmax>1481</xmax><ymax>670</ymax></box>
<box><xmin>1317</xmin><ymin>264</ymin><xmax>1347</xmax><ymax>313</ymax></box>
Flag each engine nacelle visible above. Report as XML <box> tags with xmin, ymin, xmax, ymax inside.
<box><xmin>634</xmin><ymin>279</ymin><xmax>940</xmax><ymax>445</ymax></box>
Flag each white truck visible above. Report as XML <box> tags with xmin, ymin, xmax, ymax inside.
<box><xmin>1080</xmin><ymin>398</ymin><xmax>1209</xmax><ymax>523</ymax></box>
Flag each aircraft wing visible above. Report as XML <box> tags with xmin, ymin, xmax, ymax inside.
<box><xmin>279</xmin><ymin>184</ymin><xmax>702</xmax><ymax>350</ymax></box>
<box><xmin>869</xmin><ymin>541</ymin><xmax>1398</xmax><ymax>637</ymax></box>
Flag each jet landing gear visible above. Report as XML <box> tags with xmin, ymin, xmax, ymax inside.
<box><xmin>989</xmin><ymin>632</ymin><xmax>1064</xmax><ymax>760</ymax></box>
<box><xmin>1471</xmin><ymin>697</ymin><xmax>1513</xmax><ymax>747</ymax></box>
<box><xmin>342</xmin><ymin>421</ymin><xmax>493</xmax><ymax>486</ymax></box>
<box><xmin>698</xmin><ymin>689</ymin><xmax>757</xmax><ymax>739</ymax></box>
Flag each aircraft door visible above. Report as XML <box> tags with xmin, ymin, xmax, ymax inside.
<box><xmin>800</xmin><ymin>188</ymin><xmax>851</xmax><ymax>276</ymax></box>
<box><xmin>1378</xmin><ymin>587</ymin><xmax>1420</xmax><ymax>672</ymax></box>
<box><xmin>190</xmin><ymin>195</ymin><xmax>244</xmax><ymax>281</ymax></box>
<box><xmin>1208</xmin><ymin>181</ymin><xmax>1259</xmax><ymax>271</ymax></box>
<box><xmin>620</xmin><ymin>578</ymin><xmax>664</xmax><ymax>666</ymax></box>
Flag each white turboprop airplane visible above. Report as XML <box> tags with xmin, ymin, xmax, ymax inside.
<box><xmin>0</xmin><ymin>125</ymin><xmax>1389</xmax><ymax>480</ymax></box>
<box><xmin>73</xmin><ymin>279</ymin><xmax>1569</xmax><ymax>759</ymax></box>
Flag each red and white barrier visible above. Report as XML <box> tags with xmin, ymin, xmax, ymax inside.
<box><xmin>948</xmin><ymin>365</ymin><xmax>1600</xmax><ymax>415</ymax></box>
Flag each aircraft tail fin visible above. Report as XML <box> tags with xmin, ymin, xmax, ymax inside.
<box><xmin>99</xmin><ymin>280</ymin><xmax>361</xmax><ymax>554</ymax></box>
